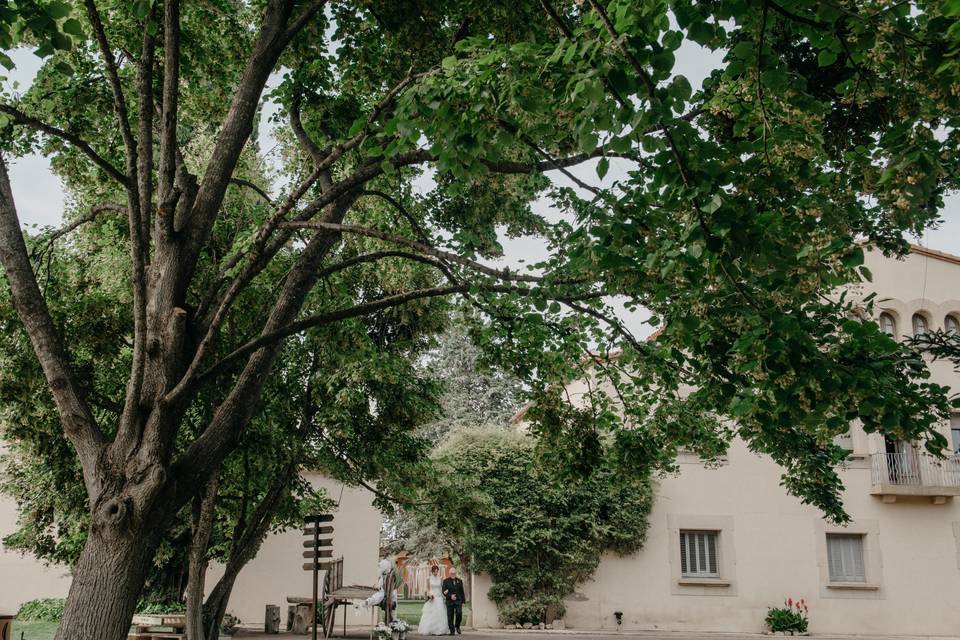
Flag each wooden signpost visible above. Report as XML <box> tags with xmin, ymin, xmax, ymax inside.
<box><xmin>304</xmin><ymin>514</ymin><xmax>334</xmax><ymax>640</ymax></box>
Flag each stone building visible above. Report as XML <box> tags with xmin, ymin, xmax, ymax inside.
<box><xmin>471</xmin><ymin>244</ymin><xmax>960</xmax><ymax>635</ymax></box>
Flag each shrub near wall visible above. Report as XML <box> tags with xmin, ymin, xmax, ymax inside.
<box><xmin>428</xmin><ymin>429</ymin><xmax>653</xmax><ymax>625</ymax></box>
<box><xmin>16</xmin><ymin>599</ymin><xmax>66</xmax><ymax>622</ymax></box>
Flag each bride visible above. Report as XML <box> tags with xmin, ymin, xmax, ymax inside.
<box><xmin>417</xmin><ymin>565</ymin><xmax>450</xmax><ymax>635</ymax></box>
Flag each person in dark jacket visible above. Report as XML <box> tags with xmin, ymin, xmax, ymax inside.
<box><xmin>441</xmin><ymin>567</ymin><xmax>466</xmax><ymax>634</ymax></box>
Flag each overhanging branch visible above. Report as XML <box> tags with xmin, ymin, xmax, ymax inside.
<box><xmin>281</xmin><ymin>221</ymin><xmax>545</xmax><ymax>283</ymax></box>
<box><xmin>0</xmin><ymin>104</ymin><xmax>129</xmax><ymax>186</ymax></box>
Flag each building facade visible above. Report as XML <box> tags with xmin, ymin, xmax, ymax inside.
<box><xmin>471</xmin><ymin>245</ymin><xmax>960</xmax><ymax>635</ymax></box>
<box><xmin>0</xmin><ymin>471</ymin><xmax>382</xmax><ymax>626</ymax></box>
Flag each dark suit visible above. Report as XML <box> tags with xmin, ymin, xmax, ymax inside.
<box><xmin>441</xmin><ymin>576</ymin><xmax>466</xmax><ymax>633</ymax></box>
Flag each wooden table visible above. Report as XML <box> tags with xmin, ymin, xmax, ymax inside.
<box><xmin>129</xmin><ymin>613</ymin><xmax>186</xmax><ymax>640</ymax></box>
<box><xmin>1</xmin><ymin>615</ymin><xmax>13</xmax><ymax>640</ymax></box>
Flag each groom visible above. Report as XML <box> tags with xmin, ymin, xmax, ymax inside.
<box><xmin>441</xmin><ymin>567</ymin><xmax>466</xmax><ymax>635</ymax></box>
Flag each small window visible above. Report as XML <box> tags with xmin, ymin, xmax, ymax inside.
<box><xmin>680</xmin><ymin>530</ymin><xmax>720</xmax><ymax>578</ymax></box>
<box><xmin>946</xmin><ymin>315</ymin><xmax>960</xmax><ymax>334</ymax></box>
<box><xmin>826</xmin><ymin>533</ymin><xmax>866</xmax><ymax>583</ymax></box>
<box><xmin>879</xmin><ymin>313</ymin><xmax>896</xmax><ymax>336</ymax></box>
<box><xmin>912</xmin><ymin>313</ymin><xmax>929</xmax><ymax>336</ymax></box>
<box><xmin>951</xmin><ymin>415</ymin><xmax>960</xmax><ymax>455</ymax></box>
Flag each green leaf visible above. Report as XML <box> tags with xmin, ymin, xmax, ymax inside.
<box><xmin>132</xmin><ymin>0</ymin><xmax>153</xmax><ymax>20</ymax></box>
<box><xmin>596</xmin><ymin>156</ymin><xmax>609</xmax><ymax>180</ymax></box>
<box><xmin>700</xmin><ymin>194</ymin><xmax>723</xmax><ymax>214</ymax></box>
<box><xmin>61</xmin><ymin>18</ymin><xmax>83</xmax><ymax>36</ymax></box>
<box><xmin>51</xmin><ymin>31</ymin><xmax>71</xmax><ymax>51</ymax></box>
<box><xmin>347</xmin><ymin>117</ymin><xmax>365</xmax><ymax>137</ymax></box>
<box><xmin>578</xmin><ymin>131</ymin><xmax>598</xmax><ymax>154</ymax></box>
<box><xmin>732</xmin><ymin>41</ymin><xmax>753</xmax><ymax>60</ymax></box>
<box><xmin>668</xmin><ymin>75</ymin><xmax>692</xmax><ymax>102</ymax></box>
<box><xmin>46</xmin><ymin>1</ymin><xmax>72</xmax><ymax>19</ymax></box>
<box><xmin>817</xmin><ymin>50</ymin><xmax>838</xmax><ymax>67</ymax></box>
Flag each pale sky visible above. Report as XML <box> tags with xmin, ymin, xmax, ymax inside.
<box><xmin>4</xmin><ymin>40</ymin><xmax>958</xmax><ymax>341</ymax></box>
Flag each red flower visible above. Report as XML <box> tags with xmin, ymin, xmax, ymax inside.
<box><xmin>787</xmin><ymin>598</ymin><xmax>793</xmax><ymax>607</ymax></box>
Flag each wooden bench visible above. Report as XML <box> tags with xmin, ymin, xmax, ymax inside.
<box><xmin>128</xmin><ymin>613</ymin><xmax>186</xmax><ymax>640</ymax></box>
<box><xmin>1</xmin><ymin>614</ymin><xmax>13</xmax><ymax>640</ymax></box>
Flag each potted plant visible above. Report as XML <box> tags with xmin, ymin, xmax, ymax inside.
<box><xmin>765</xmin><ymin>597</ymin><xmax>809</xmax><ymax>635</ymax></box>
<box><xmin>390</xmin><ymin>619</ymin><xmax>410</xmax><ymax>640</ymax></box>
<box><xmin>375</xmin><ymin>623</ymin><xmax>392</xmax><ymax>640</ymax></box>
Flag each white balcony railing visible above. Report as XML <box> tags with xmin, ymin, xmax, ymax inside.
<box><xmin>870</xmin><ymin>452</ymin><xmax>960</xmax><ymax>489</ymax></box>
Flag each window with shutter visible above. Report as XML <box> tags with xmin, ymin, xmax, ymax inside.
<box><xmin>679</xmin><ymin>530</ymin><xmax>720</xmax><ymax>578</ymax></box>
<box><xmin>951</xmin><ymin>415</ymin><xmax>960</xmax><ymax>454</ymax></box>
<box><xmin>879</xmin><ymin>313</ymin><xmax>896</xmax><ymax>336</ymax></box>
<box><xmin>826</xmin><ymin>534</ymin><xmax>866</xmax><ymax>582</ymax></box>
<box><xmin>945</xmin><ymin>315</ymin><xmax>959</xmax><ymax>335</ymax></box>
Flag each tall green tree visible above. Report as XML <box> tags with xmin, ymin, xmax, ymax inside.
<box><xmin>0</xmin><ymin>3</ymin><xmax>958</xmax><ymax>639</ymax></box>
<box><xmin>0</xmin><ymin>230</ymin><xmax>439</xmax><ymax>639</ymax></box>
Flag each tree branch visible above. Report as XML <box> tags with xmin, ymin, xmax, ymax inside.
<box><xmin>767</xmin><ymin>0</ymin><xmax>829</xmax><ymax>28</ymax></box>
<box><xmin>585</xmin><ymin>0</ymin><xmax>691</xmax><ymax>186</ymax></box>
<box><xmin>289</xmin><ymin>90</ymin><xmax>326</xmax><ymax>167</ymax></box>
<box><xmin>281</xmin><ymin>221</ymin><xmax>545</xmax><ymax>282</ymax></box>
<box><xmin>157</xmin><ymin>0</ymin><xmax>181</xmax><ymax>235</ymax></box>
<box><xmin>229</xmin><ymin>178</ymin><xmax>273</xmax><ymax>205</ymax></box>
<box><xmin>84</xmin><ymin>0</ymin><xmax>138</xmax><ymax>174</ymax></box>
<box><xmin>31</xmin><ymin>203</ymin><xmax>126</xmax><ymax>257</ymax></box>
<box><xmin>0</xmin><ymin>103</ymin><xmax>128</xmax><ymax>186</ymax></box>
<box><xmin>200</xmin><ymin>284</ymin><xmax>477</xmax><ymax>379</ymax></box>
<box><xmin>184</xmin><ymin>0</ymin><xmax>320</xmax><ymax>262</ymax></box>
<box><xmin>136</xmin><ymin>14</ymin><xmax>156</xmax><ymax>253</ymax></box>
<box><xmin>199</xmin><ymin>280</ymin><xmax>595</xmax><ymax>383</ymax></box>
<box><xmin>0</xmin><ymin>157</ymin><xmax>104</xmax><ymax>495</ymax></box>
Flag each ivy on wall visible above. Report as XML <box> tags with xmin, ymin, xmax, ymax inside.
<box><xmin>423</xmin><ymin>427</ymin><xmax>654</xmax><ymax>625</ymax></box>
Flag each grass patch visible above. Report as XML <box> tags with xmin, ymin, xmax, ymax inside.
<box><xmin>11</xmin><ymin>620</ymin><xmax>59</xmax><ymax>640</ymax></box>
<box><xmin>394</xmin><ymin>599</ymin><xmax>472</xmax><ymax>627</ymax></box>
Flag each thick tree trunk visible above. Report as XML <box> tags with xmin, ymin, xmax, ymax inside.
<box><xmin>54</xmin><ymin>521</ymin><xmax>162</xmax><ymax>640</ymax></box>
<box><xmin>203</xmin><ymin>470</ymin><xmax>292</xmax><ymax>640</ymax></box>
<box><xmin>185</xmin><ymin>477</ymin><xmax>219</xmax><ymax>640</ymax></box>
<box><xmin>203</xmin><ymin>571</ymin><xmax>239</xmax><ymax>640</ymax></box>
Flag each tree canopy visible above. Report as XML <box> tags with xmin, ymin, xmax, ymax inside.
<box><xmin>0</xmin><ymin>2</ymin><xmax>958</xmax><ymax>638</ymax></box>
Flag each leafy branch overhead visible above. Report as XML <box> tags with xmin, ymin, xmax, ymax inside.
<box><xmin>0</xmin><ymin>2</ymin><xmax>957</xmax><ymax>639</ymax></box>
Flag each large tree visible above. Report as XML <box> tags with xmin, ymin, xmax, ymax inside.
<box><xmin>0</xmin><ymin>2</ymin><xmax>958</xmax><ymax>639</ymax></box>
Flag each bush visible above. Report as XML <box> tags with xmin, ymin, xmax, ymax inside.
<box><xmin>17</xmin><ymin>598</ymin><xmax>66</xmax><ymax>622</ymax></box>
<box><xmin>425</xmin><ymin>428</ymin><xmax>654</xmax><ymax>626</ymax></box>
<box><xmin>135</xmin><ymin>599</ymin><xmax>184</xmax><ymax>615</ymax></box>
<box><xmin>765</xmin><ymin>598</ymin><xmax>809</xmax><ymax>634</ymax></box>
<box><xmin>496</xmin><ymin>595</ymin><xmax>565</xmax><ymax>626</ymax></box>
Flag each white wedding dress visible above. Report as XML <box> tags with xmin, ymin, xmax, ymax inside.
<box><xmin>417</xmin><ymin>576</ymin><xmax>450</xmax><ymax>635</ymax></box>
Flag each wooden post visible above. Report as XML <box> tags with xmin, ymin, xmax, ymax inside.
<box><xmin>265</xmin><ymin>605</ymin><xmax>281</xmax><ymax>634</ymax></box>
<box><xmin>292</xmin><ymin>605</ymin><xmax>312</xmax><ymax>634</ymax></box>
<box><xmin>302</xmin><ymin>514</ymin><xmax>334</xmax><ymax>640</ymax></box>
<box><xmin>312</xmin><ymin>520</ymin><xmax>320</xmax><ymax>640</ymax></box>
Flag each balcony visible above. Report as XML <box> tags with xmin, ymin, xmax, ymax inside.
<box><xmin>869</xmin><ymin>452</ymin><xmax>960</xmax><ymax>503</ymax></box>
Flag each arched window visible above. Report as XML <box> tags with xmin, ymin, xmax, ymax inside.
<box><xmin>946</xmin><ymin>315</ymin><xmax>960</xmax><ymax>334</ymax></box>
<box><xmin>912</xmin><ymin>313</ymin><xmax>929</xmax><ymax>336</ymax></box>
<box><xmin>879</xmin><ymin>313</ymin><xmax>897</xmax><ymax>336</ymax></box>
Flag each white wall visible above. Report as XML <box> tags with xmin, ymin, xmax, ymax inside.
<box><xmin>473</xmin><ymin>247</ymin><xmax>960</xmax><ymax>635</ymax></box>
<box><xmin>0</xmin><ymin>482</ymin><xmax>71</xmax><ymax>613</ymax></box>
<box><xmin>0</xmin><ymin>468</ymin><xmax>382</xmax><ymax>626</ymax></box>
<box><xmin>472</xmin><ymin>441</ymin><xmax>960</xmax><ymax>634</ymax></box>
<box><xmin>207</xmin><ymin>474</ymin><xmax>383</xmax><ymax>626</ymax></box>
